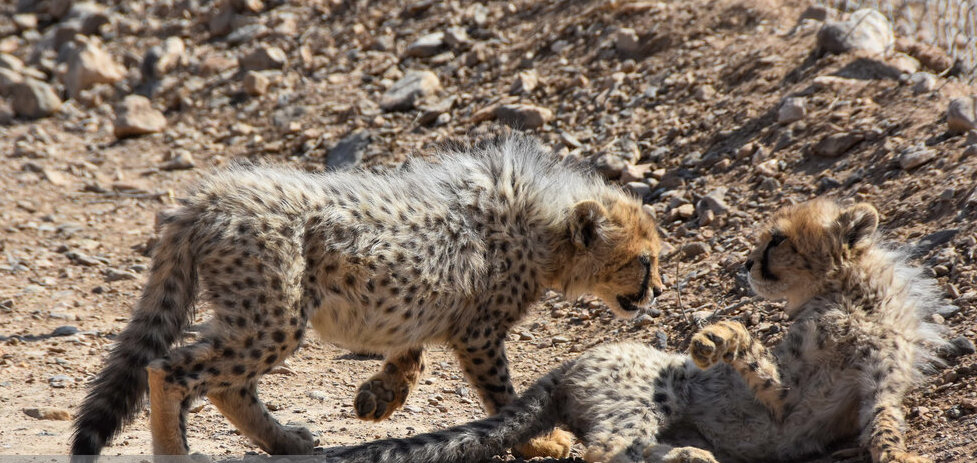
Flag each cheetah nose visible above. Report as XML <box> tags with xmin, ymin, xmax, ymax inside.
<box><xmin>652</xmin><ymin>286</ymin><xmax>663</xmax><ymax>297</ymax></box>
<box><xmin>745</xmin><ymin>259</ymin><xmax>754</xmax><ymax>271</ymax></box>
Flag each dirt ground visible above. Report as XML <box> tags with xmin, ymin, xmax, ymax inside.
<box><xmin>1</xmin><ymin>0</ymin><xmax>975</xmax><ymax>461</ymax></box>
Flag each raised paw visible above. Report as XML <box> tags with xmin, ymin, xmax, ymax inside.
<box><xmin>880</xmin><ymin>451</ymin><xmax>933</xmax><ymax>463</ymax></box>
<box><xmin>268</xmin><ymin>425</ymin><xmax>315</xmax><ymax>455</ymax></box>
<box><xmin>689</xmin><ymin>321</ymin><xmax>749</xmax><ymax>369</ymax></box>
<box><xmin>662</xmin><ymin>446</ymin><xmax>719</xmax><ymax>463</ymax></box>
<box><xmin>354</xmin><ymin>366</ymin><xmax>414</xmax><ymax>421</ymax></box>
<box><xmin>514</xmin><ymin>428</ymin><xmax>574</xmax><ymax>459</ymax></box>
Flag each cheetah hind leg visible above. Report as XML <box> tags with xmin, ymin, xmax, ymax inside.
<box><xmin>584</xmin><ymin>437</ymin><xmax>718</xmax><ymax>463</ymax></box>
<box><xmin>354</xmin><ymin>348</ymin><xmax>425</xmax><ymax>421</ymax></box>
<box><xmin>657</xmin><ymin>446</ymin><xmax>719</xmax><ymax>463</ymax></box>
<box><xmin>208</xmin><ymin>383</ymin><xmax>315</xmax><ymax>454</ymax></box>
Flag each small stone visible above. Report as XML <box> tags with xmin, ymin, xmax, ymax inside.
<box><xmin>697</xmin><ymin>187</ymin><xmax>729</xmax><ymax>216</ymax></box>
<box><xmin>11</xmin><ymin>79</ymin><xmax>61</xmax><ymax>119</ymax></box>
<box><xmin>51</xmin><ymin>325</ymin><xmax>79</xmax><ymax>337</ymax></box>
<box><xmin>951</xmin><ymin>337</ymin><xmax>976</xmax><ymax>356</ymax></box>
<box><xmin>443</xmin><ymin>27</ymin><xmax>471</xmax><ymax>48</ymax></box>
<box><xmin>681</xmin><ymin>242</ymin><xmax>710</xmax><ymax>258</ymax></box>
<box><xmin>380</xmin><ymin>70</ymin><xmax>440</xmax><ymax>111</ymax></box>
<box><xmin>510</xmin><ymin>70</ymin><xmax>538</xmax><ymax>95</ymax></box>
<box><xmin>104</xmin><ymin>267</ymin><xmax>138</xmax><ymax>282</ymax></box>
<box><xmin>817</xmin><ymin>9</ymin><xmax>893</xmax><ymax>55</ymax></box>
<box><xmin>64</xmin><ymin>37</ymin><xmax>125</xmax><ymax>99</ymax></box>
<box><xmin>615</xmin><ymin>28</ymin><xmax>641</xmax><ymax>54</ymax></box>
<box><xmin>590</xmin><ymin>153</ymin><xmax>628</xmax><ymax>180</ymax></box>
<box><xmin>670</xmin><ymin>204</ymin><xmax>695</xmax><ymax>221</ymax></box>
<box><xmin>633</xmin><ymin>313</ymin><xmax>655</xmax><ymax>327</ymax></box>
<box><xmin>552</xmin><ymin>336</ymin><xmax>570</xmax><ymax>345</ymax></box>
<box><xmin>49</xmin><ymin>375</ymin><xmax>74</xmax><ymax>388</ymax></box>
<box><xmin>143</xmin><ymin>37</ymin><xmax>185</xmax><ymax>80</ymax></box>
<box><xmin>910</xmin><ymin>72</ymin><xmax>938</xmax><ymax>94</ymax></box>
<box><xmin>625</xmin><ymin>182</ymin><xmax>651</xmax><ymax>199</ymax></box>
<box><xmin>238</xmin><ymin>46</ymin><xmax>287</xmax><ymax>72</ymax></box>
<box><xmin>691</xmin><ymin>311</ymin><xmax>714</xmax><ymax>325</ymax></box>
<box><xmin>620</xmin><ymin>163</ymin><xmax>652</xmax><ymax>183</ymax></box>
<box><xmin>416</xmin><ymin>97</ymin><xmax>455</xmax><ymax>125</ymax></box>
<box><xmin>947</xmin><ymin>96</ymin><xmax>977</xmax><ymax>134</ymax></box>
<box><xmin>114</xmin><ymin>95</ymin><xmax>167</xmax><ymax>138</ymax></box>
<box><xmin>24</xmin><ymin>407</ymin><xmax>72</xmax><ymax>421</ymax></box>
<box><xmin>327</xmin><ymin>130</ymin><xmax>370</xmax><ymax>170</ymax></box>
<box><xmin>160</xmin><ymin>150</ymin><xmax>195</xmax><ymax>171</ymax></box>
<box><xmin>898</xmin><ymin>144</ymin><xmax>936</xmax><ymax>170</ymax></box>
<box><xmin>406</xmin><ymin>32</ymin><xmax>445</xmax><ymax>58</ymax></box>
<box><xmin>798</xmin><ymin>5</ymin><xmax>835</xmax><ymax>22</ymax></box>
<box><xmin>494</xmin><ymin>104</ymin><xmax>553</xmax><ymax>129</ymax></box>
<box><xmin>813</xmin><ymin>132</ymin><xmax>863</xmax><ymax>157</ymax></box>
<box><xmin>694</xmin><ymin>84</ymin><xmax>716</xmax><ymax>102</ymax></box>
<box><xmin>653</xmin><ymin>330</ymin><xmax>668</xmax><ymax>350</ymax></box>
<box><xmin>306</xmin><ymin>390</ymin><xmax>328</xmax><ymax>401</ymax></box>
<box><xmin>0</xmin><ymin>68</ymin><xmax>24</xmax><ymax>95</ymax></box>
<box><xmin>13</xmin><ymin>13</ymin><xmax>38</xmax><ymax>30</ymax></box>
<box><xmin>777</xmin><ymin>97</ymin><xmax>806</xmax><ymax>124</ymax></box>
<box><xmin>243</xmin><ymin>71</ymin><xmax>269</xmax><ymax>96</ymax></box>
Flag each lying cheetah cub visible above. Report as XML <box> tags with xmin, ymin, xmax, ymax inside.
<box><xmin>71</xmin><ymin>135</ymin><xmax>665</xmax><ymax>458</ymax></box>
<box><xmin>324</xmin><ymin>199</ymin><xmax>950</xmax><ymax>463</ymax></box>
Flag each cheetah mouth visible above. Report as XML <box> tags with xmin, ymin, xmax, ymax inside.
<box><xmin>616</xmin><ymin>295</ymin><xmax>642</xmax><ymax>312</ymax></box>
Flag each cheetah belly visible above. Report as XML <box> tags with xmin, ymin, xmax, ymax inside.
<box><xmin>307</xmin><ymin>292</ymin><xmax>448</xmax><ymax>353</ymax></box>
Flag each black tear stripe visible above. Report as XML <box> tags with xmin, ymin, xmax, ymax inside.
<box><xmin>760</xmin><ymin>240</ymin><xmax>779</xmax><ymax>281</ymax></box>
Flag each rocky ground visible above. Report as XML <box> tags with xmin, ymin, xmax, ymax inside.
<box><xmin>1</xmin><ymin>0</ymin><xmax>976</xmax><ymax>461</ymax></box>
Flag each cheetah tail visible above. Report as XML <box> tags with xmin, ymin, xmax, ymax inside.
<box><xmin>71</xmin><ymin>215</ymin><xmax>199</xmax><ymax>457</ymax></box>
<box><xmin>324</xmin><ymin>366</ymin><xmax>568</xmax><ymax>463</ymax></box>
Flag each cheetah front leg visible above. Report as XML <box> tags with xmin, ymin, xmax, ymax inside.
<box><xmin>353</xmin><ymin>348</ymin><xmax>426</xmax><ymax>421</ymax></box>
<box><xmin>453</xmin><ymin>334</ymin><xmax>573</xmax><ymax>459</ymax></box>
<box><xmin>689</xmin><ymin>320</ymin><xmax>787</xmax><ymax>420</ymax></box>
<box><xmin>859</xmin><ymin>356</ymin><xmax>932</xmax><ymax>463</ymax></box>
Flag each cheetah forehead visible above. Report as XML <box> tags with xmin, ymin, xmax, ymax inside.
<box><xmin>767</xmin><ymin>199</ymin><xmax>843</xmax><ymax>242</ymax></box>
<box><xmin>606</xmin><ymin>200</ymin><xmax>661</xmax><ymax>251</ymax></box>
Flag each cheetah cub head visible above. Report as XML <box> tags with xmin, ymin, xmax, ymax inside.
<box><xmin>564</xmin><ymin>198</ymin><xmax>665</xmax><ymax>318</ymax></box>
<box><xmin>746</xmin><ymin>199</ymin><xmax>880</xmax><ymax>312</ymax></box>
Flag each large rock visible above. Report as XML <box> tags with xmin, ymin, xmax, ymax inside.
<box><xmin>380</xmin><ymin>70</ymin><xmax>440</xmax><ymax>111</ymax></box>
<box><xmin>63</xmin><ymin>37</ymin><xmax>125</xmax><ymax>99</ymax></box>
<box><xmin>114</xmin><ymin>95</ymin><xmax>167</xmax><ymax>138</ymax></box>
<box><xmin>494</xmin><ymin>104</ymin><xmax>553</xmax><ymax>129</ymax></box>
<box><xmin>817</xmin><ymin>9</ymin><xmax>893</xmax><ymax>55</ymax></box>
<box><xmin>947</xmin><ymin>96</ymin><xmax>977</xmax><ymax>134</ymax></box>
<box><xmin>11</xmin><ymin>78</ymin><xmax>62</xmax><ymax>119</ymax></box>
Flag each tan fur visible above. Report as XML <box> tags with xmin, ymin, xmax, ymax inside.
<box><xmin>70</xmin><ymin>135</ymin><xmax>664</xmax><ymax>457</ymax></box>
<box><xmin>320</xmin><ymin>199</ymin><xmax>951</xmax><ymax>463</ymax></box>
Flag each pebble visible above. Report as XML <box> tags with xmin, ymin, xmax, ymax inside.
<box><xmin>306</xmin><ymin>390</ymin><xmax>328</xmax><ymax>401</ymax></box>
<box><xmin>49</xmin><ymin>375</ymin><xmax>74</xmax><ymax>388</ymax></box>
<box><xmin>114</xmin><ymin>95</ymin><xmax>167</xmax><ymax>138</ymax></box>
<box><xmin>239</xmin><ymin>46</ymin><xmax>287</xmax><ymax>72</ymax></box>
<box><xmin>681</xmin><ymin>241</ymin><xmax>710</xmax><ymax>258</ymax></box>
<box><xmin>23</xmin><ymin>407</ymin><xmax>72</xmax><ymax>421</ymax></box>
<box><xmin>160</xmin><ymin>150</ymin><xmax>196</xmax><ymax>171</ymax></box>
<box><xmin>798</xmin><ymin>5</ymin><xmax>835</xmax><ymax>22</ymax></box>
<box><xmin>243</xmin><ymin>70</ymin><xmax>270</xmax><ymax>96</ymax></box>
<box><xmin>947</xmin><ymin>96</ymin><xmax>977</xmax><ymax>134</ymax></box>
<box><xmin>380</xmin><ymin>70</ymin><xmax>440</xmax><ymax>111</ymax></box>
<box><xmin>552</xmin><ymin>336</ymin><xmax>570</xmax><ymax>344</ymax></box>
<box><xmin>63</xmin><ymin>37</ymin><xmax>125</xmax><ymax>99</ymax></box>
<box><xmin>510</xmin><ymin>70</ymin><xmax>538</xmax><ymax>95</ymax></box>
<box><xmin>813</xmin><ymin>132</ymin><xmax>863</xmax><ymax>157</ymax></box>
<box><xmin>633</xmin><ymin>313</ymin><xmax>656</xmax><ymax>327</ymax></box>
<box><xmin>104</xmin><ymin>267</ymin><xmax>138</xmax><ymax>282</ymax></box>
<box><xmin>625</xmin><ymin>182</ymin><xmax>651</xmax><ymax>199</ymax></box>
<box><xmin>11</xmin><ymin>79</ymin><xmax>62</xmax><ymax>119</ymax></box>
<box><xmin>620</xmin><ymin>163</ymin><xmax>652</xmax><ymax>183</ymax></box>
<box><xmin>444</xmin><ymin>27</ymin><xmax>472</xmax><ymax>48</ymax></box>
<box><xmin>897</xmin><ymin>144</ymin><xmax>936</xmax><ymax>170</ymax></box>
<box><xmin>327</xmin><ymin>130</ymin><xmax>371</xmax><ymax>170</ymax></box>
<box><xmin>777</xmin><ymin>97</ymin><xmax>806</xmax><ymax>124</ymax></box>
<box><xmin>670</xmin><ymin>203</ymin><xmax>695</xmax><ymax>221</ymax></box>
<box><xmin>52</xmin><ymin>325</ymin><xmax>79</xmax><ymax>337</ymax></box>
<box><xmin>0</xmin><ymin>68</ymin><xmax>23</xmax><ymax>95</ymax></box>
<box><xmin>406</xmin><ymin>32</ymin><xmax>445</xmax><ymax>58</ymax></box>
<box><xmin>817</xmin><ymin>9</ymin><xmax>893</xmax><ymax>55</ymax></box>
<box><xmin>591</xmin><ymin>153</ymin><xmax>627</xmax><ymax>180</ymax></box>
<box><xmin>910</xmin><ymin>72</ymin><xmax>938</xmax><ymax>94</ymax></box>
<box><xmin>697</xmin><ymin>187</ymin><xmax>729</xmax><ymax>216</ymax></box>
<box><xmin>614</xmin><ymin>28</ymin><xmax>641</xmax><ymax>54</ymax></box>
<box><xmin>143</xmin><ymin>37</ymin><xmax>185</xmax><ymax>80</ymax></box>
<box><xmin>653</xmin><ymin>330</ymin><xmax>668</xmax><ymax>350</ymax></box>
<box><xmin>494</xmin><ymin>104</ymin><xmax>553</xmax><ymax>129</ymax></box>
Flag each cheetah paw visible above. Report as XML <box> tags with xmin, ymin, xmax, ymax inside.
<box><xmin>881</xmin><ymin>451</ymin><xmax>933</xmax><ymax>463</ymax></box>
<box><xmin>662</xmin><ymin>446</ymin><xmax>719</xmax><ymax>463</ymax></box>
<box><xmin>267</xmin><ymin>425</ymin><xmax>316</xmax><ymax>455</ymax></box>
<box><xmin>514</xmin><ymin>428</ymin><xmax>574</xmax><ymax>459</ymax></box>
<box><xmin>354</xmin><ymin>369</ymin><xmax>414</xmax><ymax>421</ymax></box>
<box><xmin>689</xmin><ymin>321</ymin><xmax>748</xmax><ymax>369</ymax></box>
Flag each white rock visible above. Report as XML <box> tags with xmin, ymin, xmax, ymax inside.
<box><xmin>777</xmin><ymin>97</ymin><xmax>806</xmax><ymax>124</ymax></box>
<box><xmin>817</xmin><ymin>9</ymin><xmax>893</xmax><ymax>55</ymax></box>
<box><xmin>63</xmin><ymin>37</ymin><xmax>125</xmax><ymax>99</ymax></box>
<box><xmin>947</xmin><ymin>96</ymin><xmax>977</xmax><ymax>134</ymax></box>
<box><xmin>380</xmin><ymin>70</ymin><xmax>440</xmax><ymax>111</ymax></box>
<box><xmin>113</xmin><ymin>95</ymin><xmax>167</xmax><ymax>138</ymax></box>
<box><xmin>510</xmin><ymin>70</ymin><xmax>538</xmax><ymax>94</ymax></box>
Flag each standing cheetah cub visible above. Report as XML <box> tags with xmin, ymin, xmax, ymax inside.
<box><xmin>323</xmin><ymin>199</ymin><xmax>950</xmax><ymax>463</ymax></box>
<box><xmin>70</xmin><ymin>135</ymin><xmax>665</xmax><ymax>458</ymax></box>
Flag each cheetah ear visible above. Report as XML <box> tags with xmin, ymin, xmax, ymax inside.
<box><xmin>837</xmin><ymin>203</ymin><xmax>879</xmax><ymax>250</ymax></box>
<box><xmin>569</xmin><ymin>200</ymin><xmax>607</xmax><ymax>251</ymax></box>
